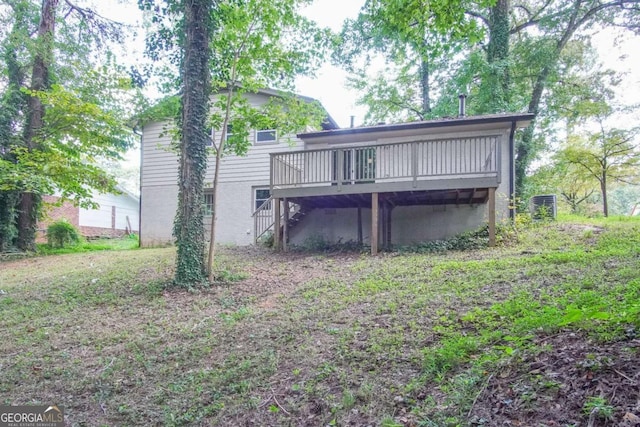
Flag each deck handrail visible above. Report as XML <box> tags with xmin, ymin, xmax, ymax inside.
<box><xmin>270</xmin><ymin>135</ymin><xmax>501</xmax><ymax>191</ymax></box>
<box><xmin>252</xmin><ymin>197</ymin><xmax>300</xmax><ymax>244</ymax></box>
<box><xmin>252</xmin><ymin>196</ymin><xmax>275</xmax><ymax>243</ymax></box>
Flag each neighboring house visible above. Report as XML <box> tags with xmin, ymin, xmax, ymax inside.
<box><xmin>39</xmin><ymin>186</ymin><xmax>139</xmax><ymax>239</ymax></box>
<box><xmin>140</xmin><ymin>90</ymin><xmax>534</xmax><ymax>252</ymax></box>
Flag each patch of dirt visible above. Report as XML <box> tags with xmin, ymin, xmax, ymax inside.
<box><xmin>470</xmin><ymin>332</ymin><xmax>640</xmax><ymax>426</ymax></box>
<box><xmin>214</xmin><ymin>246</ymin><xmax>364</xmax><ymax>301</ymax></box>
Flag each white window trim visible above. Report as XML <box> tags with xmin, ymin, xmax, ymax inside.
<box><xmin>255</xmin><ymin>129</ymin><xmax>278</xmax><ymax>145</ymax></box>
<box><xmin>205</xmin><ymin>128</ymin><xmax>214</xmax><ymax>147</ymax></box>
<box><xmin>203</xmin><ymin>191</ymin><xmax>214</xmax><ymax>216</ymax></box>
<box><xmin>211</xmin><ymin>125</ymin><xmax>234</xmax><ymax>145</ymax></box>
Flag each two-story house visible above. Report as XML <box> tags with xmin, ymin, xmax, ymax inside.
<box><xmin>140</xmin><ymin>90</ymin><xmax>534</xmax><ymax>253</ymax></box>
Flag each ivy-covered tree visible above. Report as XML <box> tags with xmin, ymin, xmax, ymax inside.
<box><xmin>140</xmin><ymin>0</ymin><xmax>329</xmax><ymax>285</ymax></box>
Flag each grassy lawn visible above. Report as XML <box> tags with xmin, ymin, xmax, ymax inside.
<box><xmin>1</xmin><ymin>217</ymin><xmax>639</xmax><ymax>426</ymax></box>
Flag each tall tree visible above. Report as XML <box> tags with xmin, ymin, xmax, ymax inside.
<box><xmin>335</xmin><ymin>0</ymin><xmax>491</xmax><ymax>124</ymax></box>
<box><xmin>141</xmin><ymin>0</ymin><xmax>329</xmax><ymax>284</ymax></box>
<box><xmin>204</xmin><ymin>0</ymin><xmax>328</xmax><ymax>281</ymax></box>
<box><xmin>476</xmin><ymin>0</ymin><xmax>510</xmax><ymax>113</ymax></box>
<box><xmin>545</xmin><ymin>50</ymin><xmax>639</xmax><ymax>217</ymax></box>
<box><xmin>337</xmin><ymin>0</ymin><xmax>640</xmax><ymax>196</ymax></box>
<box><xmin>0</xmin><ymin>0</ymin><xmax>34</xmax><ymax>251</ymax></box>
<box><xmin>506</xmin><ymin>0</ymin><xmax>640</xmax><ymax>191</ymax></box>
<box><xmin>16</xmin><ymin>0</ymin><xmax>58</xmax><ymax>251</ymax></box>
<box><xmin>0</xmin><ymin>0</ymin><xmax>134</xmax><ymax>251</ymax></box>
<box><xmin>170</xmin><ymin>0</ymin><xmax>214</xmax><ymax>285</ymax></box>
<box><xmin>559</xmin><ymin>123</ymin><xmax>639</xmax><ymax>217</ymax></box>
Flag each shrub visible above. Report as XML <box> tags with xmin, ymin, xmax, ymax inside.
<box><xmin>400</xmin><ymin>226</ymin><xmax>490</xmax><ymax>253</ymax></box>
<box><xmin>47</xmin><ymin>219</ymin><xmax>80</xmax><ymax>248</ymax></box>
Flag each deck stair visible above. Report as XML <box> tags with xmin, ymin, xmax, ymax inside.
<box><xmin>252</xmin><ymin>197</ymin><xmax>311</xmax><ymax>244</ymax></box>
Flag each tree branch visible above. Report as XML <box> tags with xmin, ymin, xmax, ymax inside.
<box><xmin>465</xmin><ymin>10</ymin><xmax>489</xmax><ymax>27</ymax></box>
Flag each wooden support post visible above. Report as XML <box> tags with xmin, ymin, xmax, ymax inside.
<box><xmin>357</xmin><ymin>207</ymin><xmax>363</xmax><ymax>245</ymax></box>
<box><xmin>371</xmin><ymin>192</ymin><xmax>379</xmax><ymax>255</ymax></box>
<box><xmin>274</xmin><ymin>197</ymin><xmax>281</xmax><ymax>250</ymax></box>
<box><xmin>282</xmin><ymin>198</ymin><xmax>289</xmax><ymax>252</ymax></box>
<box><xmin>488</xmin><ymin>187</ymin><xmax>496</xmax><ymax>247</ymax></box>
<box><xmin>386</xmin><ymin>204</ymin><xmax>393</xmax><ymax>250</ymax></box>
<box><xmin>380</xmin><ymin>203</ymin><xmax>384</xmax><ymax>250</ymax></box>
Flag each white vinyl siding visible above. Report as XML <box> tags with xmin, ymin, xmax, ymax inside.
<box><xmin>141</xmin><ymin>101</ymin><xmax>305</xmax><ymax>189</ymax></box>
<box><xmin>141</xmin><ymin>121</ymin><xmax>179</xmax><ymax>188</ymax></box>
<box><xmin>79</xmin><ymin>192</ymin><xmax>139</xmax><ymax>231</ymax></box>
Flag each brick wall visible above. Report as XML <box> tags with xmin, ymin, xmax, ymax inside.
<box><xmin>79</xmin><ymin>225</ymin><xmax>128</xmax><ymax>238</ymax></box>
<box><xmin>37</xmin><ymin>196</ymin><xmax>80</xmax><ymax>242</ymax></box>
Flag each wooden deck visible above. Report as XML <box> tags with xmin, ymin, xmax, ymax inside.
<box><xmin>257</xmin><ymin>135</ymin><xmax>502</xmax><ymax>254</ymax></box>
<box><xmin>270</xmin><ymin>135</ymin><xmax>501</xmax><ymax>199</ymax></box>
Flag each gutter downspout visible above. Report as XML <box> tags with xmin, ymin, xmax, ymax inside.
<box><xmin>508</xmin><ymin>120</ymin><xmax>517</xmax><ymax>221</ymax></box>
<box><xmin>134</xmin><ymin>126</ymin><xmax>143</xmax><ymax>247</ymax></box>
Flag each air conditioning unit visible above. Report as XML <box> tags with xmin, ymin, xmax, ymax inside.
<box><xmin>530</xmin><ymin>194</ymin><xmax>557</xmax><ymax>220</ymax></box>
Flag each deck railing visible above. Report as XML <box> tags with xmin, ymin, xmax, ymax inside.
<box><xmin>252</xmin><ymin>197</ymin><xmax>300</xmax><ymax>244</ymax></box>
<box><xmin>253</xmin><ymin>196</ymin><xmax>274</xmax><ymax>243</ymax></box>
<box><xmin>270</xmin><ymin>135</ymin><xmax>500</xmax><ymax>190</ymax></box>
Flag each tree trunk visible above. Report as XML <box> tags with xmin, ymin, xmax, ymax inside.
<box><xmin>420</xmin><ymin>58</ymin><xmax>430</xmax><ymax>117</ymax></box>
<box><xmin>0</xmin><ymin>4</ymin><xmax>30</xmax><ymax>251</ymax></box>
<box><xmin>206</xmin><ymin>94</ymin><xmax>232</xmax><ymax>283</ymax></box>
<box><xmin>0</xmin><ymin>192</ymin><xmax>19</xmax><ymax>251</ymax></box>
<box><xmin>601</xmin><ymin>172</ymin><xmax>608</xmax><ymax>217</ymax></box>
<box><xmin>479</xmin><ymin>0</ymin><xmax>510</xmax><ymax>114</ymax></box>
<box><xmin>515</xmin><ymin>0</ymin><xmax>585</xmax><ymax>195</ymax></box>
<box><xmin>17</xmin><ymin>0</ymin><xmax>59</xmax><ymax>251</ymax></box>
<box><xmin>173</xmin><ymin>0</ymin><xmax>213</xmax><ymax>285</ymax></box>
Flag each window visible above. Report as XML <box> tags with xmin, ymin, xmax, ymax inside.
<box><xmin>203</xmin><ymin>191</ymin><xmax>214</xmax><ymax>216</ymax></box>
<box><xmin>205</xmin><ymin>128</ymin><xmax>214</xmax><ymax>147</ymax></box>
<box><xmin>256</xmin><ymin>129</ymin><xmax>277</xmax><ymax>144</ymax></box>
<box><xmin>209</xmin><ymin>125</ymin><xmax>234</xmax><ymax>145</ymax></box>
<box><xmin>225</xmin><ymin>124</ymin><xmax>234</xmax><ymax>142</ymax></box>
<box><xmin>254</xmin><ymin>188</ymin><xmax>271</xmax><ymax>211</ymax></box>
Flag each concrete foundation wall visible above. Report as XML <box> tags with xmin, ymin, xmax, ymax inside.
<box><xmin>140</xmin><ymin>180</ymin><xmax>268</xmax><ymax>247</ymax></box>
<box><xmin>204</xmin><ymin>181</ymin><xmax>268</xmax><ymax>246</ymax></box>
<box><xmin>289</xmin><ymin>207</ymin><xmax>368</xmax><ymax>246</ymax></box>
<box><xmin>289</xmin><ymin>191</ymin><xmax>508</xmax><ymax>247</ymax></box>
<box><xmin>140</xmin><ymin>185</ymin><xmax>178</xmax><ymax>246</ymax></box>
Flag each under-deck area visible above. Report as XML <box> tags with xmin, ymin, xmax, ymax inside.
<box><xmin>254</xmin><ymin>186</ymin><xmax>497</xmax><ymax>255</ymax></box>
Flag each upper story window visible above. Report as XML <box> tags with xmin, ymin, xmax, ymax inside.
<box><xmin>208</xmin><ymin>125</ymin><xmax>235</xmax><ymax>147</ymax></box>
<box><xmin>225</xmin><ymin>124</ymin><xmax>234</xmax><ymax>142</ymax></box>
<box><xmin>256</xmin><ymin>128</ymin><xmax>277</xmax><ymax>144</ymax></box>
<box><xmin>208</xmin><ymin>124</ymin><xmax>276</xmax><ymax>146</ymax></box>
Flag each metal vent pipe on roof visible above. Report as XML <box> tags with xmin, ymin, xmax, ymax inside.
<box><xmin>458</xmin><ymin>94</ymin><xmax>467</xmax><ymax>117</ymax></box>
<box><xmin>350</xmin><ymin>115</ymin><xmax>355</xmax><ymax>128</ymax></box>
